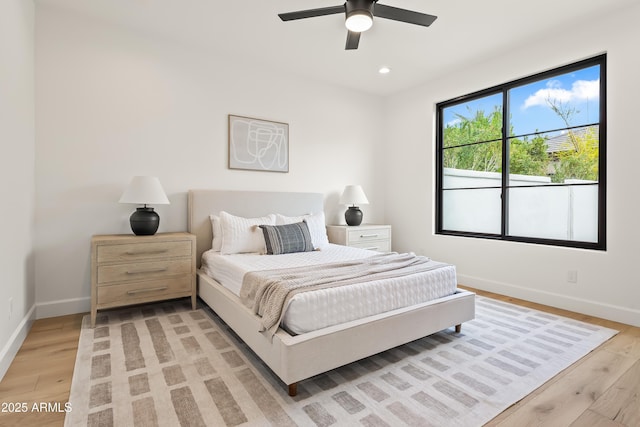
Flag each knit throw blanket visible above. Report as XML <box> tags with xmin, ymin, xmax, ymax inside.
<box><xmin>239</xmin><ymin>252</ymin><xmax>449</xmax><ymax>336</ymax></box>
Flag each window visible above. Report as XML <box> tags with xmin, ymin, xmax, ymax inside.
<box><xmin>436</xmin><ymin>55</ymin><xmax>606</xmax><ymax>250</ymax></box>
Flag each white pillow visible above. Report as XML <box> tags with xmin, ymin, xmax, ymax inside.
<box><xmin>209</xmin><ymin>214</ymin><xmax>222</xmax><ymax>252</ymax></box>
<box><xmin>276</xmin><ymin>211</ymin><xmax>329</xmax><ymax>249</ymax></box>
<box><xmin>219</xmin><ymin>211</ymin><xmax>276</xmax><ymax>254</ymax></box>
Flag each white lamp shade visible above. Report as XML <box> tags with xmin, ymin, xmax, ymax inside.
<box><xmin>339</xmin><ymin>185</ymin><xmax>369</xmax><ymax>206</ymax></box>
<box><xmin>119</xmin><ymin>176</ymin><xmax>170</xmax><ymax>205</ymax></box>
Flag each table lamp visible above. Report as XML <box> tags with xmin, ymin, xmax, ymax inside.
<box><xmin>119</xmin><ymin>176</ymin><xmax>170</xmax><ymax>235</ymax></box>
<box><xmin>339</xmin><ymin>185</ymin><xmax>369</xmax><ymax>226</ymax></box>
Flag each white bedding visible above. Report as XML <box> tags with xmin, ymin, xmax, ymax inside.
<box><xmin>201</xmin><ymin>244</ymin><xmax>457</xmax><ymax>334</ymax></box>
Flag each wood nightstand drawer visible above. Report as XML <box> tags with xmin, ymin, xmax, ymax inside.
<box><xmin>97</xmin><ymin>240</ymin><xmax>192</xmax><ymax>263</ymax></box>
<box><xmin>97</xmin><ymin>276</ymin><xmax>192</xmax><ymax>306</ymax></box>
<box><xmin>347</xmin><ymin>227</ymin><xmax>391</xmax><ymax>243</ymax></box>
<box><xmin>97</xmin><ymin>258</ymin><xmax>192</xmax><ymax>285</ymax></box>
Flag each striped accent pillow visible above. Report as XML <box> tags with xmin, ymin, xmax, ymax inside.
<box><xmin>259</xmin><ymin>222</ymin><xmax>314</xmax><ymax>255</ymax></box>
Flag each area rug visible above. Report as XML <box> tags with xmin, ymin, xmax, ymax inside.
<box><xmin>65</xmin><ymin>296</ymin><xmax>617</xmax><ymax>427</ymax></box>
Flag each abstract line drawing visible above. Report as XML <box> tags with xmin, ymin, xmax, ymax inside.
<box><xmin>228</xmin><ymin>115</ymin><xmax>289</xmax><ymax>172</ymax></box>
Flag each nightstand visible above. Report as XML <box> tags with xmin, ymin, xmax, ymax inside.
<box><xmin>326</xmin><ymin>224</ymin><xmax>392</xmax><ymax>252</ymax></box>
<box><xmin>90</xmin><ymin>232</ymin><xmax>196</xmax><ymax>327</ymax></box>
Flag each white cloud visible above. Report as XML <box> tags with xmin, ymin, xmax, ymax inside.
<box><xmin>446</xmin><ymin>118</ymin><xmax>462</xmax><ymax>127</ymax></box>
<box><xmin>522</xmin><ymin>79</ymin><xmax>599</xmax><ymax>109</ymax></box>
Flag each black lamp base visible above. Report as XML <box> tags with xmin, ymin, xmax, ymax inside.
<box><xmin>130</xmin><ymin>207</ymin><xmax>160</xmax><ymax>236</ymax></box>
<box><xmin>345</xmin><ymin>206</ymin><xmax>363</xmax><ymax>226</ymax></box>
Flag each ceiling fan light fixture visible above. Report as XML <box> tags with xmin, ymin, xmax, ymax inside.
<box><xmin>278</xmin><ymin>0</ymin><xmax>437</xmax><ymax>51</ymax></box>
<box><xmin>345</xmin><ymin>11</ymin><xmax>373</xmax><ymax>32</ymax></box>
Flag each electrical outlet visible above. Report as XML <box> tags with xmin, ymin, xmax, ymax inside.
<box><xmin>567</xmin><ymin>270</ymin><xmax>578</xmax><ymax>284</ymax></box>
<box><xmin>8</xmin><ymin>297</ymin><xmax>13</xmax><ymax>320</ymax></box>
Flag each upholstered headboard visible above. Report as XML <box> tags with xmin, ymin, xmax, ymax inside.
<box><xmin>187</xmin><ymin>189</ymin><xmax>324</xmax><ymax>267</ymax></box>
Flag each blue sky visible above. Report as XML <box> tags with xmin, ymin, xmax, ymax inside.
<box><xmin>444</xmin><ymin>65</ymin><xmax>600</xmax><ymax>138</ymax></box>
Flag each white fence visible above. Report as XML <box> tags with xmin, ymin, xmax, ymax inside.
<box><xmin>442</xmin><ymin>168</ymin><xmax>598</xmax><ymax>242</ymax></box>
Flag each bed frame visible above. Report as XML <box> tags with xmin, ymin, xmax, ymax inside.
<box><xmin>187</xmin><ymin>189</ymin><xmax>475</xmax><ymax>396</ymax></box>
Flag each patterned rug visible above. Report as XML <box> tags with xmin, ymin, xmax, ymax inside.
<box><xmin>65</xmin><ymin>296</ymin><xmax>617</xmax><ymax>427</ymax></box>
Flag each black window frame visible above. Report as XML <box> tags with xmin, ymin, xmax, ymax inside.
<box><xmin>435</xmin><ymin>54</ymin><xmax>606</xmax><ymax>251</ymax></box>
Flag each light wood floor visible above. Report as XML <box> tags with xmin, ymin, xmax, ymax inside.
<box><xmin>0</xmin><ymin>289</ymin><xmax>638</xmax><ymax>426</ymax></box>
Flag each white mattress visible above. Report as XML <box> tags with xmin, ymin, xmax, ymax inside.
<box><xmin>201</xmin><ymin>244</ymin><xmax>457</xmax><ymax>334</ymax></box>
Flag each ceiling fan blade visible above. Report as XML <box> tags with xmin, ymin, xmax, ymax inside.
<box><xmin>279</xmin><ymin>5</ymin><xmax>345</xmax><ymax>21</ymax></box>
<box><xmin>345</xmin><ymin>30</ymin><xmax>361</xmax><ymax>50</ymax></box>
<box><xmin>373</xmin><ymin>4</ymin><xmax>437</xmax><ymax>27</ymax></box>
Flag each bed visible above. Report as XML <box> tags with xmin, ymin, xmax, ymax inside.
<box><xmin>187</xmin><ymin>189</ymin><xmax>475</xmax><ymax>396</ymax></box>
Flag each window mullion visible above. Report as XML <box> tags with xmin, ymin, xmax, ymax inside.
<box><xmin>501</xmin><ymin>90</ymin><xmax>509</xmax><ymax>238</ymax></box>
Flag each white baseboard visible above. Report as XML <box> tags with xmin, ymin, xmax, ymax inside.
<box><xmin>35</xmin><ymin>296</ymin><xmax>90</xmax><ymax>320</ymax></box>
<box><xmin>458</xmin><ymin>274</ymin><xmax>640</xmax><ymax>327</ymax></box>
<box><xmin>0</xmin><ymin>304</ymin><xmax>36</xmax><ymax>382</ymax></box>
<box><xmin>1</xmin><ymin>297</ymin><xmax>90</xmax><ymax>381</ymax></box>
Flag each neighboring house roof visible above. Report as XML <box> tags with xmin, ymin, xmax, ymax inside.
<box><xmin>545</xmin><ymin>125</ymin><xmax>599</xmax><ymax>154</ymax></box>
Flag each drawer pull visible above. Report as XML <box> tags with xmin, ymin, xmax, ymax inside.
<box><xmin>125</xmin><ymin>267</ymin><xmax>168</xmax><ymax>275</ymax></box>
<box><xmin>363</xmin><ymin>247</ymin><xmax>379</xmax><ymax>251</ymax></box>
<box><xmin>126</xmin><ymin>286</ymin><xmax>168</xmax><ymax>295</ymax></box>
<box><xmin>360</xmin><ymin>234</ymin><xmax>379</xmax><ymax>238</ymax></box>
<box><xmin>125</xmin><ymin>249</ymin><xmax>169</xmax><ymax>256</ymax></box>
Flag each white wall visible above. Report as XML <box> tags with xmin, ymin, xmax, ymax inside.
<box><xmin>383</xmin><ymin>2</ymin><xmax>640</xmax><ymax>326</ymax></box>
<box><xmin>0</xmin><ymin>0</ymin><xmax>36</xmax><ymax>379</ymax></box>
<box><xmin>34</xmin><ymin>5</ymin><xmax>386</xmax><ymax>317</ymax></box>
<box><xmin>443</xmin><ymin>169</ymin><xmax>599</xmax><ymax>242</ymax></box>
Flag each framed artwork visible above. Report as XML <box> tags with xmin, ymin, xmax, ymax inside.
<box><xmin>228</xmin><ymin>114</ymin><xmax>289</xmax><ymax>172</ymax></box>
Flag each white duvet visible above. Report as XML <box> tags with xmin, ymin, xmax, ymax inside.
<box><xmin>201</xmin><ymin>244</ymin><xmax>457</xmax><ymax>334</ymax></box>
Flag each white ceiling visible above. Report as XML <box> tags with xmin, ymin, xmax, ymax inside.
<box><xmin>37</xmin><ymin>0</ymin><xmax>638</xmax><ymax>96</ymax></box>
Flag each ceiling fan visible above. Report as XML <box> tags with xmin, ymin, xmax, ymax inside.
<box><xmin>278</xmin><ymin>0</ymin><xmax>437</xmax><ymax>50</ymax></box>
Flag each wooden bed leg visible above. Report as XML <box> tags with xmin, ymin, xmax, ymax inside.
<box><xmin>288</xmin><ymin>383</ymin><xmax>298</xmax><ymax>397</ymax></box>
<box><xmin>455</xmin><ymin>324</ymin><xmax>462</xmax><ymax>333</ymax></box>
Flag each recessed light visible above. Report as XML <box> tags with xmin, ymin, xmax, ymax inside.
<box><xmin>378</xmin><ymin>66</ymin><xmax>391</xmax><ymax>74</ymax></box>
